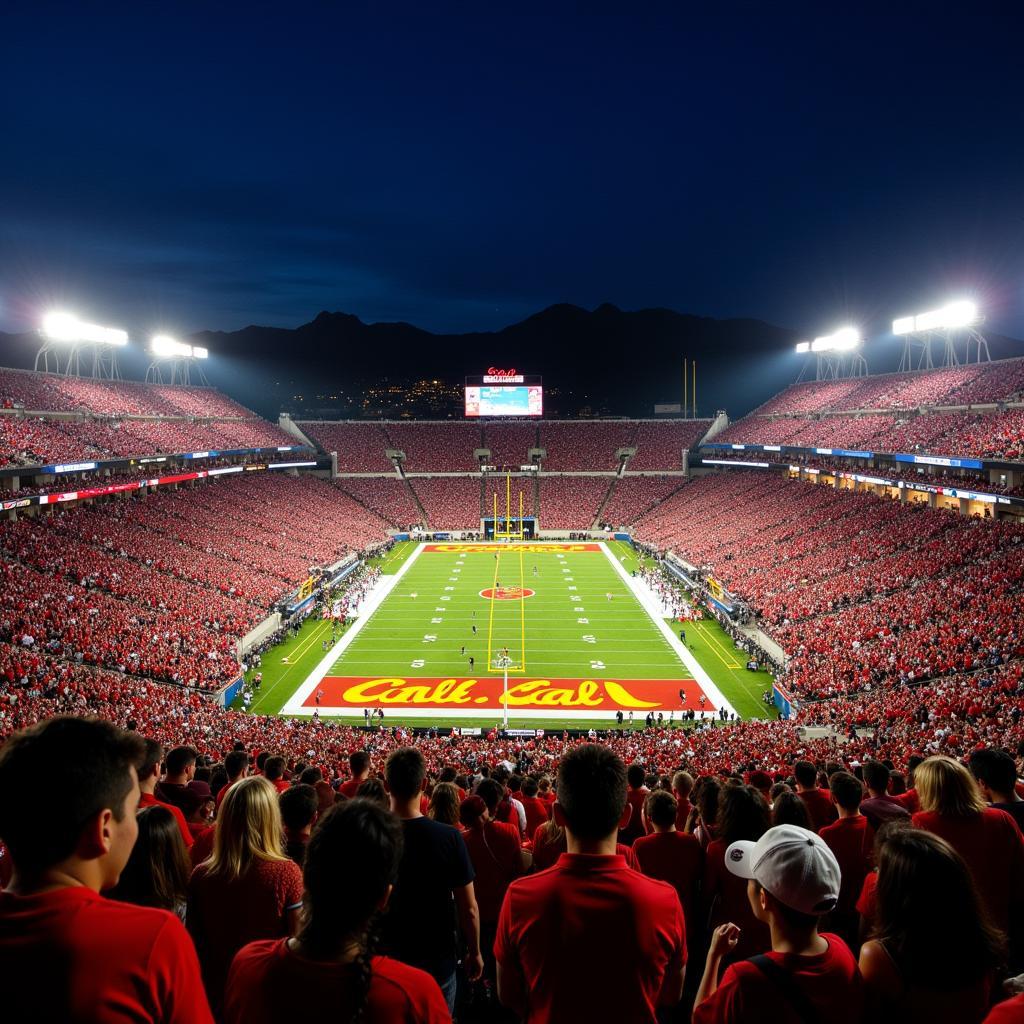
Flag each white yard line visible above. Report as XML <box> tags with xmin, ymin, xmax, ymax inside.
<box><xmin>281</xmin><ymin>542</ymin><xmax>426</xmax><ymax>715</ymax></box>
<box><xmin>598</xmin><ymin>542</ymin><xmax>738</xmax><ymax>718</ymax></box>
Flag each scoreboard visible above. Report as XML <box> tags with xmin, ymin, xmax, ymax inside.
<box><xmin>464</xmin><ymin>368</ymin><xmax>543</xmax><ymax>417</ymax></box>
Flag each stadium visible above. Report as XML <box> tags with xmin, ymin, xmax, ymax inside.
<box><xmin>3</xmin><ymin>8</ymin><xmax>1024</xmax><ymax>1024</ymax></box>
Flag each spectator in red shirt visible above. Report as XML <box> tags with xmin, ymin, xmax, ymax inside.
<box><xmin>137</xmin><ymin>737</ymin><xmax>195</xmax><ymax>849</ymax></box>
<box><xmin>619</xmin><ymin>761</ymin><xmax>650</xmax><ymax>846</ymax></box>
<box><xmin>223</xmin><ymin>799</ymin><xmax>451</xmax><ymax>1023</ymax></box>
<box><xmin>861</xmin><ymin>761</ymin><xmax>912</xmax><ymax>830</ymax></box>
<box><xmin>216</xmin><ymin>749</ymin><xmax>249</xmax><ymax>809</ymax></box>
<box><xmin>519</xmin><ymin>776</ymin><xmax>550</xmax><ymax>838</ymax></box>
<box><xmin>279</xmin><ymin>784</ymin><xmax>318</xmax><ymax>866</ymax></box>
<box><xmin>819</xmin><ymin>771</ymin><xmax>874</xmax><ymax>946</ymax></box>
<box><xmin>794</xmin><ymin>760</ymin><xmax>838</xmax><ymax>832</ymax></box>
<box><xmin>672</xmin><ymin>770</ymin><xmax>695</xmax><ymax>830</ymax></box>
<box><xmin>263</xmin><ymin>756</ymin><xmax>289</xmax><ymax>794</ymax></box>
<box><xmin>704</xmin><ymin>785</ymin><xmax>772</xmax><ymax>962</ymax></box>
<box><xmin>771</xmin><ymin>789</ymin><xmax>812</xmax><ymax>830</ymax></box>
<box><xmin>859</xmin><ymin>827</ymin><xmax>1004</xmax><ymax>1023</ymax></box>
<box><xmin>693</xmin><ymin>824</ymin><xmax>863</xmax><ymax>1024</ymax></box>
<box><xmin>187</xmin><ymin>775</ymin><xmax>304</xmax><ymax>1013</ymax></box>
<box><xmin>495</xmin><ymin>744</ymin><xmax>686</xmax><ymax>1022</ymax></box>
<box><xmin>0</xmin><ymin>717</ymin><xmax>213</xmax><ymax>1023</ymax></box>
<box><xmin>155</xmin><ymin>745</ymin><xmax>198</xmax><ymax>810</ymax></box>
<box><xmin>969</xmin><ymin>748</ymin><xmax>1024</xmax><ymax>832</ymax></box>
<box><xmin>911</xmin><ymin>756</ymin><xmax>1024</xmax><ymax>945</ymax></box>
<box><xmin>339</xmin><ymin>750</ymin><xmax>371</xmax><ymax>799</ymax></box>
<box><xmin>632</xmin><ymin>789</ymin><xmax>704</xmax><ymax>940</ymax></box>
<box><xmin>894</xmin><ymin>755</ymin><xmax>924</xmax><ymax>814</ymax></box>
<box><xmin>108</xmin><ymin>804</ymin><xmax>191</xmax><ymax>921</ymax></box>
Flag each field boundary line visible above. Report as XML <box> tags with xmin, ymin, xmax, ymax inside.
<box><xmin>280</xmin><ymin>542</ymin><xmax>426</xmax><ymax>715</ymax></box>
<box><xmin>598</xmin><ymin>542</ymin><xmax>738</xmax><ymax>719</ymax></box>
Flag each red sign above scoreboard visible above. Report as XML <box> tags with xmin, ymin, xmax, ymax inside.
<box><xmin>484</xmin><ymin>367</ymin><xmax>524</xmax><ymax>383</ymax></box>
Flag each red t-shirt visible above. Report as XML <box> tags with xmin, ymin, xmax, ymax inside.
<box><xmin>188</xmin><ymin>857</ymin><xmax>304</xmax><ymax>1010</ymax></box>
<box><xmin>268</xmin><ymin>779</ymin><xmax>290</xmax><ymax>794</ymax></box>
<box><xmin>462</xmin><ymin>820</ymin><xmax>524</xmax><ymax>923</ymax></box>
<box><xmin>216</xmin><ymin>779</ymin><xmax>240</xmax><ymax>809</ymax></box>
<box><xmin>912</xmin><ymin>808</ymin><xmax>1024</xmax><ymax>934</ymax></box>
<box><xmin>338</xmin><ymin>777</ymin><xmax>364</xmax><ymax>799</ymax></box>
<box><xmin>856</xmin><ymin>871</ymin><xmax>878</xmax><ymax>927</ymax></box>
<box><xmin>983</xmin><ymin>992</ymin><xmax>1024</xmax><ymax>1024</ymax></box>
<box><xmin>704</xmin><ymin>839</ymin><xmax>771</xmax><ymax>961</ymax></box>
<box><xmin>520</xmin><ymin>795</ymin><xmax>550</xmax><ymax>839</ymax></box>
<box><xmin>495</xmin><ymin>853</ymin><xmax>685</xmax><ymax>1023</ymax></box>
<box><xmin>798</xmin><ymin>788</ymin><xmax>839</xmax><ymax>832</ymax></box>
<box><xmin>619</xmin><ymin>786</ymin><xmax>650</xmax><ymax>846</ymax></box>
<box><xmin>190</xmin><ymin>823</ymin><xmax>216</xmax><ymax>867</ymax></box>
<box><xmin>819</xmin><ymin>815</ymin><xmax>874</xmax><ymax>913</ymax></box>
<box><xmin>895</xmin><ymin>788</ymin><xmax>919</xmax><ymax>814</ymax></box>
<box><xmin>531</xmin><ymin>824</ymin><xmax>567</xmax><ymax>872</ymax></box>
<box><xmin>692</xmin><ymin>934</ymin><xmax>863</xmax><ymax>1024</ymax></box>
<box><xmin>139</xmin><ymin>791</ymin><xmax>194</xmax><ymax>849</ymax></box>
<box><xmin>674</xmin><ymin>797</ymin><xmax>694</xmax><ymax>832</ymax></box>
<box><xmin>223</xmin><ymin>939</ymin><xmax>450</xmax><ymax>1023</ymax></box>
<box><xmin>0</xmin><ymin>886</ymin><xmax>213</xmax><ymax>1023</ymax></box>
<box><xmin>632</xmin><ymin>830</ymin><xmax>704</xmax><ymax>933</ymax></box>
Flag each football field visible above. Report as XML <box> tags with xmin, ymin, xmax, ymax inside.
<box><xmin>273</xmin><ymin>541</ymin><xmax>745</xmax><ymax>723</ymax></box>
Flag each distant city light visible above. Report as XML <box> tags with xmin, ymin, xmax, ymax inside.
<box><xmin>42</xmin><ymin>312</ymin><xmax>127</xmax><ymax>346</ymax></box>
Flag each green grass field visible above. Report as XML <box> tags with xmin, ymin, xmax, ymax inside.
<box><xmin>243</xmin><ymin>540</ymin><xmax>776</xmax><ymax>727</ymax></box>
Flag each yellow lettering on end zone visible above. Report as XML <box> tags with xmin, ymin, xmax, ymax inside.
<box><xmin>603</xmin><ymin>681</ymin><xmax>660</xmax><ymax>709</ymax></box>
<box><xmin>340</xmin><ymin>678</ymin><xmax>476</xmax><ymax>705</ymax></box>
<box><xmin>503</xmin><ymin>679</ymin><xmax>603</xmax><ymax>707</ymax></box>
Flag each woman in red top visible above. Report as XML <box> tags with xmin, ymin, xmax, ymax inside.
<box><xmin>223</xmin><ymin>799</ymin><xmax>450</xmax><ymax>1023</ymax></box>
<box><xmin>703</xmin><ymin>785</ymin><xmax>771</xmax><ymax>962</ymax></box>
<box><xmin>187</xmin><ymin>776</ymin><xmax>304</xmax><ymax>1013</ymax></box>
<box><xmin>859</xmin><ymin>827</ymin><xmax>1004</xmax><ymax>1023</ymax></box>
<box><xmin>910</xmin><ymin>755</ymin><xmax>1024</xmax><ymax>937</ymax></box>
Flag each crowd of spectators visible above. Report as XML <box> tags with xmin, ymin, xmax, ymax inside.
<box><xmin>537</xmin><ymin>475</ymin><xmax>613</xmax><ymax>530</ymax></box>
<box><xmin>384</xmin><ymin>422</ymin><xmax>482</xmax><ymax>472</ymax></box>
<box><xmin>599</xmin><ymin>474</ymin><xmax>687</xmax><ymax>528</ymax></box>
<box><xmin>409</xmin><ymin>477</ymin><xmax>484</xmax><ymax>529</ymax></box>
<box><xmin>539</xmin><ymin>420</ymin><xmax>636</xmax><ymax>470</ymax></box>
<box><xmin>630</xmin><ymin>420</ymin><xmax>712</xmax><ymax>470</ymax></box>
<box><xmin>333</xmin><ymin>477</ymin><xmax>423</xmax><ymax>527</ymax></box>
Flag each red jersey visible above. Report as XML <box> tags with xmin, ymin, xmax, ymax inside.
<box><xmin>495</xmin><ymin>853</ymin><xmax>686</xmax><ymax>1023</ymax></box>
<box><xmin>913</xmin><ymin>808</ymin><xmax>1024</xmax><ymax>933</ymax></box>
<box><xmin>188</xmin><ymin>857</ymin><xmax>304</xmax><ymax>1011</ymax></box>
<box><xmin>675</xmin><ymin>797</ymin><xmax>694</xmax><ymax>832</ymax></box>
<box><xmin>692</xmin><ymin>934</ymin><xmax>863</xmax><ymax>1024</ymax></box>
<box><xmin>224</xmin><ymin>939</ymin><xmax>450</xmax><ymax>1023</ymax></box>
<box><xmin>856</xmin><ymin>871</ymin><xmax>878</xmax><ymax>928</ymax></box>
<box><xmin>462</xmin><ymin>820</ymin><xmax>524</xmax><ymax>923</ymax></box>
<box><xmin>619</xmin><ymin>786</ymin><xmax>650</xmax><ymax>846</ymax></box>
<box><xmin>798</xmin><ymin>788</ymin><xmax>839</xmax><ymax>832</ymax></box>
<box><xmin>819</xmin><ymin>815</ymin><xmax>874</xmax><ymax>913</ymax></box>
<box><xmin>983</xmin><ymin>993</ymin><xmax>1024</xmax><ymax>1023</ymax></box>
<box><xmin>190</xmin><ymin>823</ymin><xmax>216</xmax><ymax>867</ymax></box>
<box><xmin>0</xmin><ymin>886</ymin><xmax>213</xmax><ymax>1023</ymax></box>
<box><xmin>895</xmin><ymin>788</ymin><xmax>919</xmax><ymax>813</ymax></box>
<box><xmin>704</xmin><ymin>839</ymin><xmax>771</xmax><ymax>961</ymax></box>
<box><xmin>139</xmin><ymin>791</ymin><xmax>194</xmax><ymax>848</ymax></box>
<box><xmin>338</xmin><ymin>777</ymin><xmax>364</xmax><ymax>799</ymax></box>
<box><xmin>520</xmin><ymin>795</ymin><xmax>550</xmax><ymax>839</ymax></box>
<box><xmin>632</xmin><ymin>830</ymin><xmax>704</xmax><ymax>933</ymax></box>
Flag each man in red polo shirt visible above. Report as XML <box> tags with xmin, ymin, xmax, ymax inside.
<box><xmin>338</xmin><ymin>750</ymin><xmax>371</xmax><ymax>798</ymax></box>
<box><xmin>672</xmin><ymin>770</ymin><xmax>695</xmax><ymax>830</ymax></box>
<box><xmin>495</xmin><ymin>744</ymin><xmax>686</xmax><ymax>1022</ymax></box>
<box><xmin>794</xmin><ymin>760</ymin><xmax>838</xmax><ymax>832</ymax></box>
<box><xmin>137</xmin><ymin>737</ymin><xmax>194</xmax><ymax>849</ymax></box>
<box><xmin>818</xmin><ymin>771</ymin><xmax>874</xmax><ymax>945</ymax></box>
<box><xmin>0</xmin><ymin>717</ymin><xmax>213</xmax><ymax>1023</ymax></box>
<box><xmin>632</xmin><ymin>789</ymin><xmax>704</xmax><ymax>939</ymax></box>
<box><xmin>619</xmin><ymin>761</ymin><xmax>650</xmax><ymax>845</ymax></box>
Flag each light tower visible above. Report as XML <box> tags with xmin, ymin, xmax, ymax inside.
<box><xmin>794</xmin><ymin>326</ymin><xmax>867</xmax><ymax>381</ymax></box>
<box><xmin>892</xmin><ymin>300</ymin><xmax>987</xmax><ymax>371</ymax></box>
<box><xmin>37</xmin><ymin>312</ymin><xmax>128</xmax><ymax>378</ymax></box>
<box><xmin>145</xmin><ymin>335</ymin><xmax>210</xmax><ymax>385</ymax></box>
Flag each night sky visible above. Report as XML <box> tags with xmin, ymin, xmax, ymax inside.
<box><xmin>3</xmin><ymin>5</ymin><xmax>1024</xmax><ymax>355</ymax></box>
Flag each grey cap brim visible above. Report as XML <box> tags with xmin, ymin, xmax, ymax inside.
<box><xmin>725</xmin><ymin>839</ymin><xmax>758</xmax><ymax>879</ymax></box>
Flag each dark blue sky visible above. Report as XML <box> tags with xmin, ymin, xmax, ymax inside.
<box><xmin>2</xmin><ymin>4</ymin><xmax>1024</xmax><ymax>349</ymax></box>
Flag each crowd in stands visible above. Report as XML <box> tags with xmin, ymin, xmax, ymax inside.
<box><xmin>384</xmin><ymin>422</ymin><xmax>482</xmax><ymax>472</ymax></box>
<box><xmin>599</xmin><ymin>475</ymin><xmax>687</xmax><ymax>528</ymax></box>
<box><xmin>333</xmin><ymin>476</ymin><xmax>423</xmax><ymax>527</ymax></box>
<box><xmin>752</xmin><ymin>359</ymin><xmax>1024</xmax><ymax>417</ymax></box>
<box><xmin>630</xmin><ymin>420</ymin><xmax>712</xmax><ymax>470</ymax></box>
<box><xmin>539</xmin><ymin>420</ymin><xmax>635</xmax><ymax>470</ymax></box>
<box><xmin>537</xmin><ymin>475</ymin><xmax>612</xmax><ymax>530</ymax></box>
<box><xmin>297</xmin><ymin>422</ymin><xmax>395</xmax><ymax>472</ymax></box>
<box><xmin>410</xmin><ymin>477</ymin><xmax>483</xmax><ymax>529</ymax></box>
<box><xmin>2</xmin><ymin>703</ymin><xmax>1023</xmax><ymax>1021</ymax></box>
<box><xmin>482</xmin><ymin>422</ymin><xmax>538</xmax><ymax>468</ymax></box>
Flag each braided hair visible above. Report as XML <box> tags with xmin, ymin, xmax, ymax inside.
<box><xmin>298</xmin><ymin>799</ymin><xmax>404</xmax><ymax>1022</ymax></box>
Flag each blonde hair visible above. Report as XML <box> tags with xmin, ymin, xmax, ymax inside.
<box><xmin>205</xmin><ymin>776</ymin><xmax>288</xmax><ymax>880</ymax></box>
<box><xmin>428</xmin><ymin>782</ymin><xmax>461</xmax><ymax>828</ymax></box>
<box><xmin>916</xmin><ymin>756</ymin><xmax>987</xmax><ymax>818</ymax></box>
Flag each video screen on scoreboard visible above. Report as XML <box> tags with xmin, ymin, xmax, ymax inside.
<box><xmin>464</xmin><ymin>385</ymin><xmax>543</xmax><ymax>417</ymax></box>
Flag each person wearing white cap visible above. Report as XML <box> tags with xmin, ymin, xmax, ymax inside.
<box><xmin>692</xmin><ymin>824</ymin><xmax>864</xmax><ymax>1023</ymax></box>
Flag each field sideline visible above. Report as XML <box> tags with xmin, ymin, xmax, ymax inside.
<box><xmin>241</xmin><ymin>540</ymin><xmax>777</xmax><ymax>728</ymax></box>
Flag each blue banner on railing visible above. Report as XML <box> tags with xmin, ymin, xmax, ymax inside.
<box><xmin>772</xmin><ymin>681</ymin><xmax>796</xmax><ymax>721</ymax></box>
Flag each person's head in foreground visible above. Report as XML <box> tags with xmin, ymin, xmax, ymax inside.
<box><xmin>0</xmin><ymin>716</ymin><xmax>145</xmax><ymax>892</ymax></box>
<box><xmin>554</xmin><ymin>742</ymin><xmax>628</xmax><ymax>845</ymax></box>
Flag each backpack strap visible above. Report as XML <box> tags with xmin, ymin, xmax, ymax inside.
<box><xmin>748</xmin><ymin>954</ymin><xmax>822</xmax><ymax>1024</ymax></box>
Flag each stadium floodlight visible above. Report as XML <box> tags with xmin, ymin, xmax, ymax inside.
<box><xmin>892</xmin><ymin>300</ymin><xmax>980</xmax><ymax>335</ymax></box>
<box><xmin>808</xmin><ymin>327</ymin><xmax>861</xmax><ymax>354</ymax></box>
<box><xmin>795</xmin><ymin>341</ymin><xmax>811</xmax><ymax>354</ymax></box>
<box><xmin>41</xmin><ymin>312</ymin><xmax>128</xmax><ymax>346</ymax></box>
<box><xmin>151</xmin><ymin>335</ymin><xmax>207</xmax><ymax>359</ymax></box>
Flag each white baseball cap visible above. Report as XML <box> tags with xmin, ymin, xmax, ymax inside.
<box><xmin>725</xmin><ymin>824</ymin><xmax>841</xmax><ymax>916</ymax></box>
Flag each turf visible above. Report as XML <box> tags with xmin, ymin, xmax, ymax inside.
<box><xmin>243</xmin><ymin>540</ymin><xmax>777</xmax><ymax>727</ymax></box>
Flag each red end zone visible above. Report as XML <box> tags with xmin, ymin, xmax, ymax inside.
<box><xmin>305</xmin><ymin>676</ymin><xmax>710</xmax><ymax>712</ymax></box>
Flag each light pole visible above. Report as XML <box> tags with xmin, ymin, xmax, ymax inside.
<box><xmin>494</xmin><ymin>653</ymin><xmax>512</xmax><ymax>730</ymax></box>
